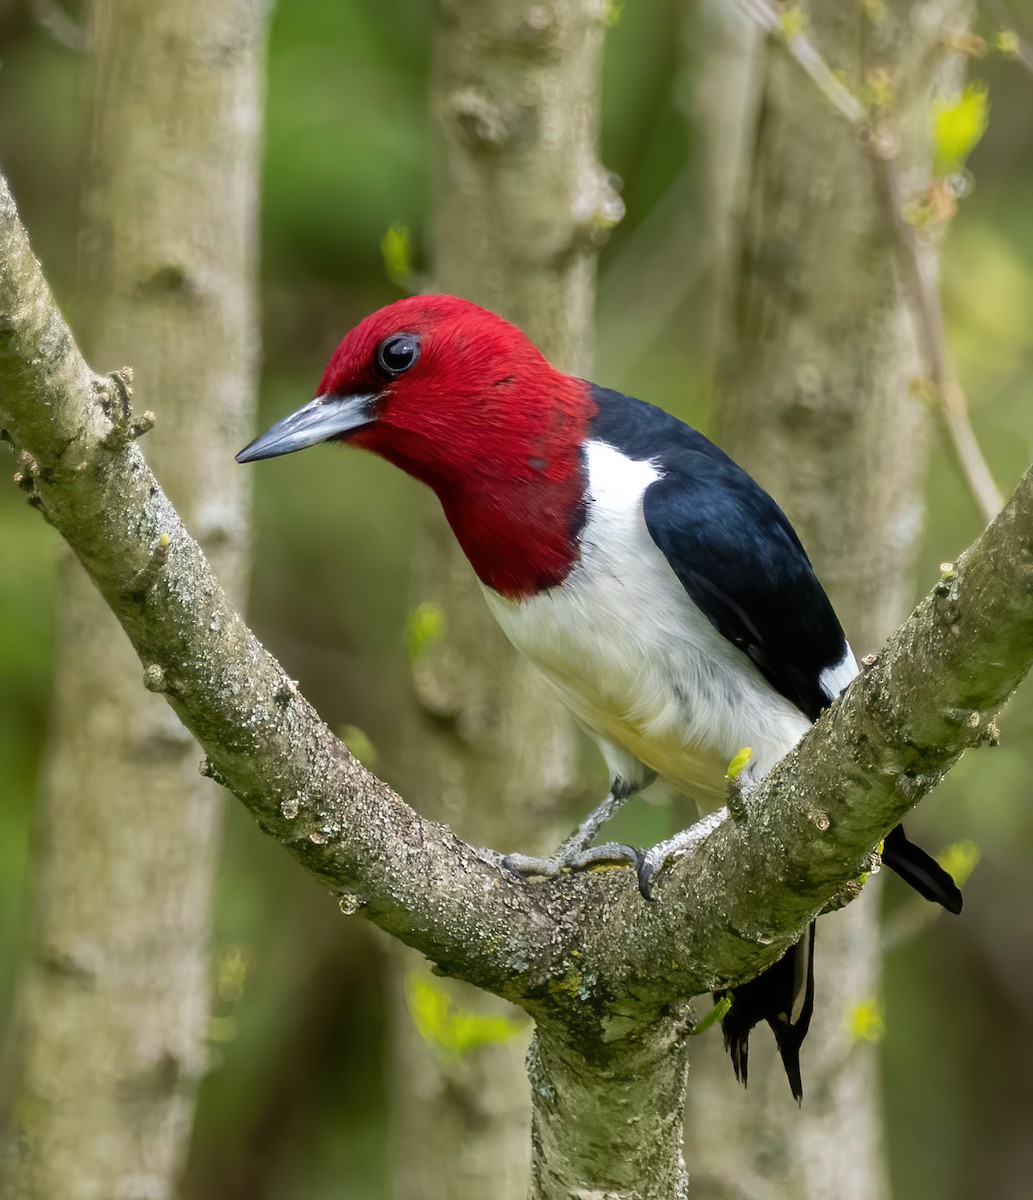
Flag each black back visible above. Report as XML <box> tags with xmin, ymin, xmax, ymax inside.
<box><xmin>588</xmin><ymin>386</ymin><xmax>848</xmax><ymax>721</ymax></box>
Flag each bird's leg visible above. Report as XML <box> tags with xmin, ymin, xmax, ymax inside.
<box><xmin>636</xmin><ymin>808</ymin><xmax>727</xmax><ymax>897</ymax></box>
<box><xmin>501</xmin><ymin>775</ymin><xmax>647</xmax><ymax>880</ymax></box>
<box><xmin>633</xmin><ymin>756</ymin><xmax>757</xmax><ymax>894</ymax></box>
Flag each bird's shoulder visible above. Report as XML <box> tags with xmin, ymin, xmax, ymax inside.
<box><xmin>585</xmin><ymin>385</ymin><xmax>853</xmax><ymax>721</ymax></box>
<box><xmin>586</xmin><ymin>385</ymin><xmax>806</xmax><ymax>559</ymax></box>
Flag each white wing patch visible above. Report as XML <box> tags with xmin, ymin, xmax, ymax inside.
<box><xmin>483</xmin><ymin>439</ymin><xmax>813</xmax><ymax>806</ymax></box>
<box><xmin>819</xmin><ymin>647</ymin><xmax>858</xmax><ymax>703</ymax></box>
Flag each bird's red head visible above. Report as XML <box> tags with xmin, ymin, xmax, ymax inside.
<box><xmin>237</xmin><ymin>295</ymin><xmax>596</xmax><ymax>597</ymax></box>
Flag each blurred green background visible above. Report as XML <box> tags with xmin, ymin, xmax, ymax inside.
<box><xmin>2</xmin><ymin>3</ymin><xmax>1032</xmax><ymax>1197</ymax></box>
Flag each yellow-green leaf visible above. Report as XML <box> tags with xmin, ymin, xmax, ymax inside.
<box><xmin>932</xmin><ymin>83</ymin><xmax>989</xmax><ymax>176</ymax></box>
<box><xmin>847</xmin><ymin>998</ymin><xmax>885</xmax><ymax>1043</ymax></box>
<box><xmin>726</xmin><ymin>746</ymin><xmax>753</xmax><ymax>780</ymax></box>
<box><xmin>405</xmin><ymin>972</ymin><xmax>524</xmax><ymax>1063</ymax></box>
<box><xmin>381</xmin><ymin>223</ymin><xmax>414</xmax><ymax>290</ymax></box>
<box><xmin>996</xmin><ymin>30</ymin><xmax>1020</xmax><ymax>58</ymax></box>
<box><xmin>216</xmin><ymin>944</ymin><xmax>250</xmax><ymax>1005</ymax></box>
<box><xmin>779</xmin><ymin>6</ymin><xmax>805</xmax><ymax>41</ymax></box>
<box><xmin>405</xmin><ymin>601</ymin><xmax>446</xmax><ymax>663</ymax></box>
<box><xmin>602</xmin><ymin>0</ymin><xmax>624</xmax><ymax>27</ymax></box>
<box><xmin>691</xmin><ymin>995</ymin><xmax>732</xmax><ymax>1036</ymax></box>
<box><xmin>208</xmin><ymin>1014</ymin><xmax>239</xmax><ymax>1044</ymax></box>
<box><xmin>937</xmin><ymin>839</ymin><xmax>981</xmax><ymax>888</ymax></box>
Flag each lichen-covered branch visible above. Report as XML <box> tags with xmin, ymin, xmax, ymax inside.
<box><xmin>3</xmin><ymin>153</ymin><xmax>1033</xmax><ymax>1013</ymax></box>
<box><xmin>3</xmin><ymin>163</ymin><xmax>1033</xmax><ymax>1195</ymax></box>
<box><xmin>0</xmin><ymin>171</ymin><xmax>546</xmax><ymax>1000</ymax></box>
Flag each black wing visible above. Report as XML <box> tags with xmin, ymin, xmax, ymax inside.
<box><xmin>589</xmin><ymin>386</ymin><xmax>848</xmax><ymax>721</ymax></box>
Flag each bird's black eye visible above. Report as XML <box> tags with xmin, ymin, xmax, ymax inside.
<box><xmin>376</xmin><ymin>333</ymin><xmax>421</xmax><ymax>377</ymax></box>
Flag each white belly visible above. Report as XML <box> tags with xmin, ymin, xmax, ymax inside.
<box><xmin>482</xmin><ymin>441</ymin><xmax>813</xmax><ymax>806</ymax></box>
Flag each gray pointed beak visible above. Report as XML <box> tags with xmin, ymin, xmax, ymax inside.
<box><xmin>236</xmin><ymin>393</ymin><xmax>377</xmax><ymax>463</ymax></box>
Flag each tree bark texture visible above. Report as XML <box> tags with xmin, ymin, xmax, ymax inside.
<box><xmin>1</xmin><ymin>3</ymin><xmax>268</xmax><ymax>1197</ymax></box>
<box><xmin>390</xmin><ymin>5</ymin><xmax>620</xmax><ymax>1199</ymax></box>
<box><xmin>1</xmin><ymin>153</ymin><xmax>1030</xmax><ymax>1197</ymax></box>
<box><xmin>683</xmin><ymin>3</ymin><xmax>971</xmax><ymax>1197</ymax></box>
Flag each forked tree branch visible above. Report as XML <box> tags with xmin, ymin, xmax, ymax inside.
<box><xmin>2</xmin><ymin>168</ymin><xmax>1032</xmax><ymax>1027</ymax></box>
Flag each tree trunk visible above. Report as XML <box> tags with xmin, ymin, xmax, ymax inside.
<box><xmin>1</xmin><ymin>2</ymin><xmax>267</xmax><ymax>1196</ymax></box>
<box><xmin>683</xmin><ymin>2</ymin><xmax>970</xmax><ymax>1196</ymax></box>
<box><xmin>389</xmin><ymin>3</ymin><xmax>619</xmax><ymax>1198</ymax></box>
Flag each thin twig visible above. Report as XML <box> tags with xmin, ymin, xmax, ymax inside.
<box><xmin>1015</xmin><ymin>37</ymin><xmax>1033</xmax><ymax>73</ymax></box>
<box><xmin>869</xmin><ymin>149</ymin><xmax>1005</xmax><ymax>522</ymax></box>
<box><xmin>29</xmin><ymin>0</ymin><xmax>86</xmax><ymax>52</ymax></box>
<box><xmin>741</xmin><ymin>0</ymin><xmax>1005</xmax><ymax>524</ymax></box>
<box><xmin>988</xmin><ymin>0</ymin><xmax>1033</xmax><ymax>76</ymax></box>
<box><xmin>597</xmin><ymin>167</ymin><xmax>714</xmax><ymax>386</ymax></box>
<box><xmin>740</xmin><ymin>0</ymin><xmax>866</xmax><ymax>125</ymax></box>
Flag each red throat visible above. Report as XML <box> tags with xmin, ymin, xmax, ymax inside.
<box><xmin>354</xmin><ymin>371</ymin><xmax>594</xmax><ymax>599</ymax></box>
<box><xmin>435</xmin><ymin>443</ymin><xmax>589</xmax><ymax>598</ymax></box>
<box><xmin>319</xmin><ymin>296</ymin><xmax>597</xmax><ymax>599</ymax></box>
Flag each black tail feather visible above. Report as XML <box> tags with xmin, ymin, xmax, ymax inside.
<box><xmin>717</xmin><ymin>825</ymin><xmax>959</xmax><ymax>1099</ymax></box>
<box><xmin>719</xmin><ymin>923</ymin><xmax>816</xmax><ymax>1104</ymax></box>
<box><xmin>882</xmin><ymin>824</ymin><xmax>963</xmax><ymax>914</ymax></box>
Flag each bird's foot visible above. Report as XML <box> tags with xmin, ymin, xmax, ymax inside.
<box><xmin>636</xmin><ymin>810</ymin><xmax>728</xmax><ymax>898</ymax></box>
<box><xmin>501</xmin><ymin>841</ymin><xmax>641</xmax><ymax>882</ymax></box>
<box><xmin>499</xmin><ymin>783</ymin><xmax>643</xmax><ymax>884</ymax></box>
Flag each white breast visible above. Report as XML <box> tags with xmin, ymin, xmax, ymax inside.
<box><xmin>483</xmin><ymin>440</ymin><xmax>814</xmax><ymax>806</ymax></box>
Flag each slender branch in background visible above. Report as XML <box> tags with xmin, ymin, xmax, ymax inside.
<box><xmin>703</xmin><ymin>2</ymin><xmax>964</xmax><ymax>1185</ymax></box>
<box><xmin>740</xmin><ymin>0</ymin><xmax>866</xmax><ymax>123</ymax></box>
<box><xmin>742</xmin><ymin>0</ymin><xmax>1005</xmax><ymax>524</ymax></box>
<box><xmin>1011</xmin><ymin>36</ymin><xmax>1033</xmax><ymax>73</ymax></box>
<box><xmin>29</xmin><ymin>0</ymin><xmax>86</xmax><ymax>52</ymax></box>
<box><xmin>868</xmin><ymin>148</ymin><xmax>1005</xmax><ymax>523</ymax></box>
<box><xmin>596</xmin><ymin>167</ymin><xmax>714</xmax><ymax>386</ymax></box>
<box><xmin>988</xmin><ymin>0</ymin><xmax>1033</xmax><ymax>76</ymax></box>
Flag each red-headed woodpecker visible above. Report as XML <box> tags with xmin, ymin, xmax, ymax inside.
<box><xmin>237</xmin><ymin>294</ymin><xmax>962</xmax><ymax>1100</ymax></box>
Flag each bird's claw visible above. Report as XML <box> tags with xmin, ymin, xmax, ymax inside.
<box><xmin>571</xmin><ymin>841</ymin><xmax>642</xmax><ymax>871</ymax></box>
<box><xmin>637</xmin><ymin>850</ymin><xmax>662</xmax><ymax>901</ymax></box>
<box><xmin>636</xmin><ymin>810</ymin><xmax>729</xmax><ymax>898</ymax></box>
<box><xmin>501</xmin><ymin>842</ymin><xmax>642</xmax><ymax>883</ymax></box>
<box><xmin>500</xmin><ymin>851</ymin><xmax>562</xmax><ymax>879</ymax></box>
